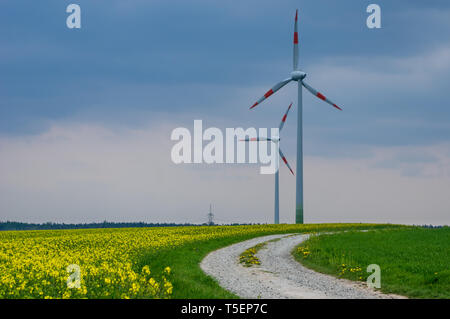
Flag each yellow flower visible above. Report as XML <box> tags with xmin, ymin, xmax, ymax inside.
<box><xmin>142</xmin><ymin>266</ymin><xmax>151</xmax><ymax>275</ymax></box>
<box><xmin>164</xmin><ymin>267</ymin><xmax>171</xmax><ymax>275</ymax></box>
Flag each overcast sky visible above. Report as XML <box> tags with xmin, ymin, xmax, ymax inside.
<box><xmin>0</xmin><ymin>0</ymin><xmax>449</xmax><ymax>225</ymax></box>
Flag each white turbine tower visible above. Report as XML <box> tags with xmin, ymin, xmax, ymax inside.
<box><xmin>249</xmin><ymin>9</ymin><xmax>343</xmax><ymax>224</ymax></box>
<box><xmin>241</xmin><ymin>103</ymin><xmax>294</xmax><ymax>224</ymax></box>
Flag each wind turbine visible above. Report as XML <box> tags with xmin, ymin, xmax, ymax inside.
<box><xmin>241</xmin><ymin>103</ymin><xmax>295</xmax><ymax>224</ymax></box>
<box><xmin>249</xmin><ymin>9</ymin><xmax>343</xmax><ymax>224</ymax></box>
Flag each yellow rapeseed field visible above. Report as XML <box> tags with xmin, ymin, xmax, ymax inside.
<box><xmin>0</xmin><ymin>224</ymin><xmax>387</xmax><ymax>299</ymax></box>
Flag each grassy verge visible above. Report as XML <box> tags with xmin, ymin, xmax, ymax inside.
<box><xmin>136</xmin><ymin>223</ymin><xmax>404</xmax><ymax>298</ymax></box>
<box><xmin>293</xmin><ymin>227</ymin><xmax>449</xmax><ymax>299</ymax></box>
<box><xmin>239</xmin><ymin>238</ymin><xmax>282</xmax><ymax>267</ymax></box>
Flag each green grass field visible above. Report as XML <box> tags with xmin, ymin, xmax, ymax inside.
<box><xmin>293</xmin><ymin>227</ymin><xmax>449</xmax><ymax>299</ymax></box>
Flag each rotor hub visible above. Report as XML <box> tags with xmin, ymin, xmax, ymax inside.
<box><xmin>291</xmin><ymin>70</ymin><xmax>306</xmax><ymax>81</ymax></box>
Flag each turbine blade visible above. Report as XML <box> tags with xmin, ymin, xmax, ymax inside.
<box><xmin>302</xmin><ymin>81</ymin><xmax>342</xmax><ymax>111</ymax></box>
<box><xmin>293</xmin><ymin>9</ymin><xmax>299</xmax><ymax>70</ymax></box>
<box><xmin>250</xmin><ymin>78</ymin><xmax>292</xmax><ymax>109</ymax></box>
<box><xmin>279</xmin><ymin>102</ymin><xmax>293</xmax><ymax>132</ymax></box>
<box><xmin>240</xmin><ymin>137</ymin><xmax>272</xmax><ymax>142</ymax></box>
<box><xmin>279</xmin><ymin>148</ymin><xmax>294</xmax><ymax>175</ymax></box>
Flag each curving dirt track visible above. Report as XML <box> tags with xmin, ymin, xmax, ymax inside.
<box><xmin>200</xmin><ymin>233</ymin><xmax>404</xmax><ymax>299</ymax></box>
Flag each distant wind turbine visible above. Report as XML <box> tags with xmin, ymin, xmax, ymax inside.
<box><xmin>241</xmin><ymin>103</ymin><xmax>294</xmax><ymax>224</ymax></box>
<box><xmin>249</xmin><ymin>9</ymin><xmax>343</xmax><ymax>224</ymax></box>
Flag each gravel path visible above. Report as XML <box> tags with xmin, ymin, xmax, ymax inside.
<box><xmin>200</xmin><ymin>233</ymin><xmax>403</xmax><ymax>299</ymax></box>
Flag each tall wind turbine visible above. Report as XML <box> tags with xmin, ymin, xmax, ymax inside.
<box><xmin>249</xmin><ymin>9</ymin><xmax>342</xmax><ymax>224</ymax></box>
<box><xmin>241</xmin><ymin>103</ymin><xmax>294</xmax><ymax>224</ymax></box>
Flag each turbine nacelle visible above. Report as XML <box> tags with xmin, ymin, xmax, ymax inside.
<box><xmin>271</xmin><ymin>137</ymin><xmax>280</xmax><ymax>142</ymax></box>
<box><xmin>290</xmin><ymin>70</ymin><xmax>306</xmax><ymax>81</ymax></box>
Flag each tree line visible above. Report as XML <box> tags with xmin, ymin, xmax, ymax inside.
<box><xmin>0</xmin><ymin>221</ymin><xmax>257</xmax><ymax>231</ymax></box>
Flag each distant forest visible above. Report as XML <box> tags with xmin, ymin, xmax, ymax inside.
<box><xmin>0</xmin><ymin>222</ymin><xmax>445</xmax><ymax>231</ymax></box>
<box><xmin>0</xmin><ymin>221</ymin><xmax>254</xmax><ymax>231</ymax></box>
